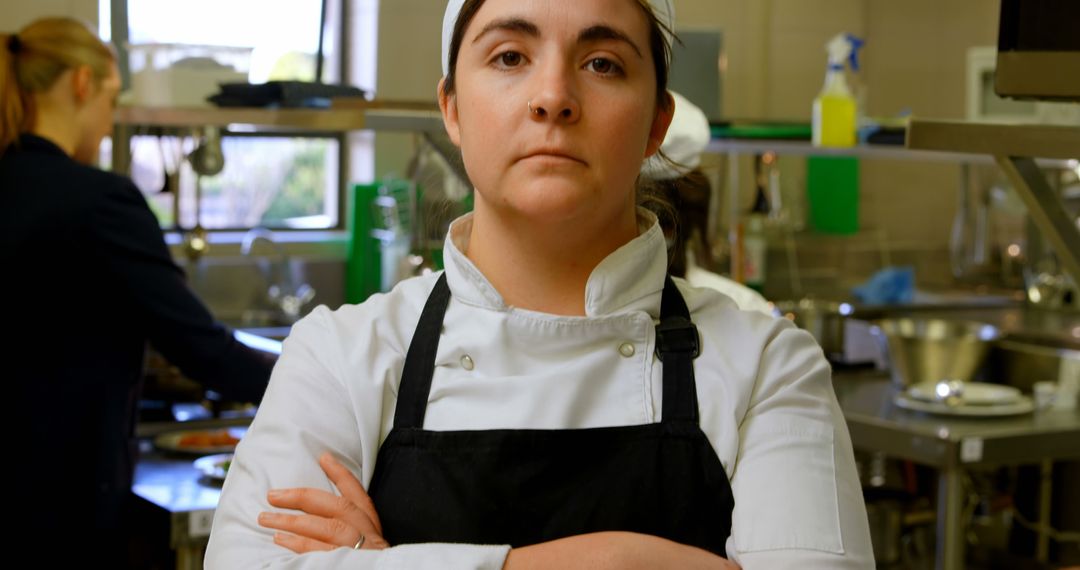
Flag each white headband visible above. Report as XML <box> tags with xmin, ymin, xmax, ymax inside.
<box><xmin>441</xmin><ymin>0</ymin><xmax>675</xmax><ymax>77</ymax></box>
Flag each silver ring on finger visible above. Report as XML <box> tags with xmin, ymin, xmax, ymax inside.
<box><xmin>353</xmin><ymin>534</ymin><xmax>366</xmax><ymax>550</ymax></box>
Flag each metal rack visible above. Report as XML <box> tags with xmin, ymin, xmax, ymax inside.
<box><xmin>906</xmin><ymin>119</ymin><xmax>1080</xmax><ymax>291</ymax></box>
<box><xmin>110</xmin><ymin>100</ymin><xmax>443</xmax><ymax>177</ymax></box>
<box><xmin>892</xmin><ymin>120</ymin><xmax>1078</xmax><ymax>570</ymax></box>
<box><xmin>706</xmin><ymin>124</ymin><xmax>1079</xmax><ymax>301</ymax></box>
<box><xmin>113</xmin><ymin>101</ymin><xmax>443</xmax><ymax>132</ymax></box>
<box><xmin>712</xmin><ymin>121</ymin><xmax>1080</xmax><ymax>570</ymax></box>
<box><xmin>109</xmin><ymin>101</ymin><xmax>446</xmax><ymax>263</ymax></box>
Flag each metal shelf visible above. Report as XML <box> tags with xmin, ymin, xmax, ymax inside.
<box><xmin>706</xmin><ymin>136</ymin><xmax>1075</xmax><ymax>167</ymax></box>
<box><xmin>113</xmin><ymin>100</ymin><xmax>444</xmax><ymax>133</ymax></box>
<box><xmin>906</xmin><ymin>119</ymin><xmax>1080</xmax><ymax>299</ymax></box>
<box><xmin>705</xmin><ymin>121</ymin><xmax>1080</xmax><ymax>291</ymax></box>
<box><xmin>906</xmin><ymin>119</ymin><xmax>1080</xmax><ymax>160</ymax></box>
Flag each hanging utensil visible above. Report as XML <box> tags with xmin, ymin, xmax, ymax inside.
<box><xmin>180</xmin><ymin>127</ymin><xmax>225</xmax><ymax>262</ymax></box>
<box><xmin>188</xmin><ymin>126</ymin><xmax>225</xmax><ymax>177</ymax></box>
<box><xmin>183</xmin><ymin>173</ymin><xmax>210</xmax><ymax>261</ymax></box>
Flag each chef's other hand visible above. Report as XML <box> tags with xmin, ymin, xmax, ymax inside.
<box><xmin>258</xmin><ymin>451</ymin><xmax>390</xmax><ymax>553</ymax></box>
<box><xmin>504</xmin><ymin>532</ymin><xmax>741</xmax><ymax>570</ymax></box>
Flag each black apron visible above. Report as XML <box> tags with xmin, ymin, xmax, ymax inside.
<box><xmin>368</xmin><ymin>273</ymin><xmax>734</xmax><ymax>556</ymax></box>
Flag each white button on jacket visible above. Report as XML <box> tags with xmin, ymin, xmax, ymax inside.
<box><xmin>205</xmin><ymin>212</ymin><xmax>874</xmax><ymax>570</ymax></box>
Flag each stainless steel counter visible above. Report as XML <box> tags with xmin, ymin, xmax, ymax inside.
<box><xmin>834</xmin><ymin>371</ymin><xmax>1080</xmax><ymax>570</ymax></box>
<box><xmin>133</xmin><ymin>444</ymin><xmax>232</xmax><ymax>569</ymax></box>
<box><xmin>835</xmin><ymin>372</ymin><xmax>1080</xmax><ymax>467</ymax></box>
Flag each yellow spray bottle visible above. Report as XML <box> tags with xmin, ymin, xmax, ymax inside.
<box><xmin>812</xmin><ymin>33</ymin><xmax>857</xmax><ymax>148</ymax></box>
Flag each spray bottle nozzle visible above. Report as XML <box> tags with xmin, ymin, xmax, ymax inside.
<box><xmin>825</xmin><ymin>32</ymin><xmax>866</xmax><ymax>72</ymax></box>
<box><xmin>845</xmin><ymin>33</ymin><xmax>866</xmax><ymax>72</ymax></box>
<box><xmin>826</xmin><ymin>33</ymin><xmax>853</xmax><ymax>66</ymax></box>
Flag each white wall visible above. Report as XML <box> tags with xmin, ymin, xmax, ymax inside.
<box><xmin>371</xmin><ymin>0</ymin><xmax>444</xmax><ymax>180</ymax></box>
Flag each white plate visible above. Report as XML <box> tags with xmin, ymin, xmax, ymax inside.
<box><xmin>154</xmin><ymin>427</ymin><xmax>247</xmax><ymax>455</ymax></box>
<box><xmin>194</xmin><ymin>453</ymin><xmax>234</xmax><ymax>482</ymax></box>
<box><xmin>894</xmin><ymin>393</ymin><xmax>1034</xmax><ymax>417</ymax></box>
<box><xmin>907</xmin><ymin>382</ymin><xmax>1022</xmax><ymax>406</ymax></box>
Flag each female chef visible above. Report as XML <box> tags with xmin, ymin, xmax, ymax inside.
<box><xmin>205</xmin><ymin>1</ymin><xmax>873</xmax><ymax>568</ymax></box>
<box><xmin>1</xmin><ymin>17</ymin><xmax>274</xmax><ymax>565</ymax></box>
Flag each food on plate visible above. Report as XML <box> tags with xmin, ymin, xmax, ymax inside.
<box><xmin>178</xmin><ymin>430</ymin><xmax>240</xmax><ymax>449</ymax></box>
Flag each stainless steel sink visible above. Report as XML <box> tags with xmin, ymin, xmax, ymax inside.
<box><xmin>983</xmin><ymin>334</ymin><xmax>1080</xmax><ymax>392</ymax></box>
<box><xmin>231</xmin><ymin>325</ymin><xmax>291</xmax><ymax>356</ymax></box>
<box><xmin>233</xmin><ymin>325</ymin><xmax>291</xmax><ymax>341</ymax></box>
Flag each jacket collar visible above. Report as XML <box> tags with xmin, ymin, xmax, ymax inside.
<box><xmin>6</xmin><ymin>133</ymin><xmax>69</xmax><ymax>158</ymax></box>
<box><xmin>441</xmin><ymin>209</ymin><xmax>668</xmax><ymax>318</ymax></box>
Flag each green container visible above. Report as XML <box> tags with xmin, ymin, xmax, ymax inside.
<box><xmin>345</xmin><ymin>183</ymin><xmax>383</xmax><ymax>304</ymax></box>
<box><xmin>346</xmin><ymin>179</ymin><xmax>424</xmax><ymax>303</ymax></box>
<box><xmin>807</xmin><ymin>156</ymin><xmax>860</xmax><ymax>235</ymax></box>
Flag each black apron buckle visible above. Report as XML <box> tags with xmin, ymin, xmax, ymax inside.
<box><xmin>654</xmin><ymin>317</ymin><xmax>700</xmax><ymax>361</ymax></box>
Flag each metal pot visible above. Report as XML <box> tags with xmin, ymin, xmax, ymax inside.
<box><xmin>773</xmin><ymin>298</ymin><xmax>854</xmax><ymax>360</ymax></box>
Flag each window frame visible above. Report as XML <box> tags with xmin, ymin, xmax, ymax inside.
<box><xmin>107</xmin><ymin>0</ymin><xmax>353</xmax><ymax>234</ymax></box>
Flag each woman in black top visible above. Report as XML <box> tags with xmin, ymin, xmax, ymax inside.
<box><xmin>0</xmin><ymin>17</ymin><xmax>274</xmax><ymax>564</ymax></box>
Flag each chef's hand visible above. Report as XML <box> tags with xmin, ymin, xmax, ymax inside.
<box><xmin>258</xmin><ymin>451</ymin><xmax>390</xmax><ymax>553</ymax></box>
<box><xmin>504</xmin><ymin>532</ymin><xmax>740</xmax><ymax>570</ymax></box>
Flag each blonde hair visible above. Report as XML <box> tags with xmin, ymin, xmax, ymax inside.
<box><xmin>1</xmin><ymin>17</ymin><xmax>115</xmax><ymax>153</ymax></box>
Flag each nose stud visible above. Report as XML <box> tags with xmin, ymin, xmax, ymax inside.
<box><xmin>528</xmin><ymin>100</ymin><xmax>541</xmax><ymax>116</ymax></box>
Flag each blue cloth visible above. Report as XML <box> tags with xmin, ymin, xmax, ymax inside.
<box><xmin>852</xmin><ymin>266</ymin><xmax>915</xmax><ymax>304</ymax></box>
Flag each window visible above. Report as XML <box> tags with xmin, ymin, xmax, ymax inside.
<box><xmin>102</xmin><ymin>0</ymin><xmax>369</xmax><ymax>231</ymax></box>
<box><xmin>117</xmin><ymin>134</ymin><xmax>339</xmax><ymax>230</ymax></box>
<box><xmin>122</xmin><ymin>0</ymin><xmax>338</xmax><ymax>84</ymax></box>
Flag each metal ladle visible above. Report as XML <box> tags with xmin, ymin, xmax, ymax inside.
<box><xmin>183</xmin><ymin>127</ymin><xmax>225</xmax><ymax>262</ymax></box>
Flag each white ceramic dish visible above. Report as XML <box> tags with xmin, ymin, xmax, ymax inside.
<box><xmin>893</xmin><ymin>392</ymin><xmax>1034</xmax><ymax>417</ymax></box>
<box><xmin>906</xmin><ymin>382</ymin><xmax>1022</xmax><ymax>406</ymax></box>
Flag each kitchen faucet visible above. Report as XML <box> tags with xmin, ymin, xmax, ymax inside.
<box><xmin>241</xmin><ymin>227</ymin><xmax>316</xmax><ymax>324</ymax></box>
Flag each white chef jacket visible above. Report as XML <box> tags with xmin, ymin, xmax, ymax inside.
<box><xmin>205</xmin><ymin>211</ymin><xmax>874</xmax><ymax>570</ymax></box>
<box><xmin>684</xmin><ymin>263</ymin><xmax>774</xmax><ymax>316</ymax></box>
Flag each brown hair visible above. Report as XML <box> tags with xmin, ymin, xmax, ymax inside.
<box><xmin>1</xmin><ymin>17</ymin><xmax>115</xmax><ymax>153</ymax></box>
<box><xmin>647</xmin><ymin>169</ymin><xmax>712</xmax><ymax>277</ymax></box>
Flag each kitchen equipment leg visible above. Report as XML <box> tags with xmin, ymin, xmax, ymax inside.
<box><xmin>176</xmin><ymin>544</ymin><xmax>203</xmax><ymax>570</ymax></box>
<box><xmin>727</xmin><ymin>150</ymin><xmax>741</xmax><ymax>279</ymax></box>
<box><xmin>1037</xmin><ymin>459</ymin><xmax>1053</xmax><ymax>562</ymax></box>
<box><xmin>936</xmin><ymin>468</ymin><xmax>964</xmax><ymax>570</ymax></box>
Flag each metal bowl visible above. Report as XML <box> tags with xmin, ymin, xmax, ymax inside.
<box><xmin>871</xmin><ymin>317</ymin><xmax>1001</xmax><ymax>388</ymax></box>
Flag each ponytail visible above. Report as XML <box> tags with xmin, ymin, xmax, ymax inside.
<box><xmin>0</xmin><ymin>18</ymin><xmax>114</xmax><ymax>154</ymax></box>
<box><xmin>1</xmin><ymin>33</ymin><xmax>28</xmax><ymax>153</ymax></box>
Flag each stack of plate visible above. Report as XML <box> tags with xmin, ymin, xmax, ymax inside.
<box><xmin>194</xmin><ymin>453</ymin><xmax>234</xmax><ymax>483</ymax></box>
<box><xmin>893</xmin><ymin>381</ymin><xmax>1034</xmax><ymax>416</ymax></box>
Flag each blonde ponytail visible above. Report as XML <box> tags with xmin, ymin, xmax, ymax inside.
<box><xmin>1</xmin><ymin>18</ymin><xmax>114</xmax><ymax>154</ymax></box>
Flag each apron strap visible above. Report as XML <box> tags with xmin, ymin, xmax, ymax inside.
<box><xmin>656</xmin><ymin>276</ymin><xmax>701</xmax><ymax>423</ymax></box>
<box><xmin>393</xmin><ymin>272</ymin><xmax>452</xmax><ymax>429</ymax></box>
